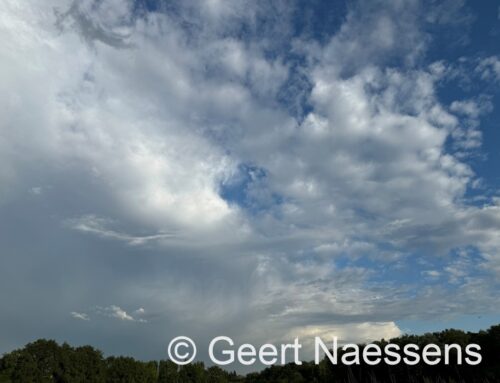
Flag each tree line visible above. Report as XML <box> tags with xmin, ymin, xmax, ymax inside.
<box><xmin>1</xmin><ymin>324</ymin><xmax>498</xmax><ymax>382</ymax></box>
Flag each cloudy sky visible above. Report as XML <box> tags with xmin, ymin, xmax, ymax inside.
<box><xmin>1</xmin><ymin>0</ymin><xmax>499</xmax><ymax>370</ymax></box>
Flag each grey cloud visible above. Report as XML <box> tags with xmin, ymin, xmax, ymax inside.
<box><xmin>0</xmin><ymin>0</ymin><xmax>499</xmax><ymax>371</ymax></box>
<box><xmin>55</xmin><ymin>0</ymin><xmax>133</xmax><ymax>48</ymax></box>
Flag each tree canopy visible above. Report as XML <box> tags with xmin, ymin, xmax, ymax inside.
<box><xmin>1</xmin><ymin>324</ymin><xmax>499</xmax><ymax>382</ymax></box>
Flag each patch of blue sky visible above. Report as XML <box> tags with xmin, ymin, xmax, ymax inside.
<box><xmin>291</xmin><ymin>0</ymin><xmax>347</xmax><ymax>43</ymax></box>
<box><xmin>332</xmin><ymin>245</ymin><xmax>494</xmax><ymax>295</ymax></box>
<box><xmin>425</xmin><ymin>1</ymin><xmax>500</xmax><ymax>200</ymax></box>
<box><xmin>276</xmin><ymin>54</ymin><xmax>314</xmax><ymax>120</ymax></box>
<box><xmin>434</xmin><ymin>71</ymin><xmax>500</xmax><ymax>205</ymax></box>
<box><xmin>398</xmin><ymin>313</ymin><xmax>500</xmax><ymax>336</ymax></box>
<box><xmin>425</xmin><ymin>1</ymin><xmax>499</xmax><ymax>62</ymax></box>
<box><xmin>219</xmin><ymin>163</ymin><xmax>284</xmax><ymax>214</ymax></box>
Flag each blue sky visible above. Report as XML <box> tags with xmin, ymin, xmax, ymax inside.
<box><xmin>0</xmin><ymin>0</ymin><xmax>499</xmax><ymax>371</ymax></box>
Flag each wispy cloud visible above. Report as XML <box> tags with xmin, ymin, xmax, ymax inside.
<box><xmin>65</xmin><ymin>215</ymin><xmax>175</xmax><ymax>246</ymax></box>
<box><xmin>71</xmin><ymin>312</ymin><xmax>90</xmax><ymax>321</ymax></box>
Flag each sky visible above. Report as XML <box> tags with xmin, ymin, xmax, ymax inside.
<box><xmin>0</xmin><ymin>0</ymin><xmax>499</xmax><ymax>372</ymax></box>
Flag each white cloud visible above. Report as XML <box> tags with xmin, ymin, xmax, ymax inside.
<box><xmin>476</xmin><ymin>56</ymin><xmax>500</xmax><ymax>82</ymax></box>
<box><xmin>134</xmin><ymin>307</ymin><xmax>145</xmax><ymax>315</ymax></box>
<box><xmin>285</xmin><ymin>322</ymin><xmax>401</xmax><ymax>352</ymax></box>
<box><xmin>30</xmin><ymin>186</ymin><xmax>43</xmax><ymax>195</ymax></box>
<box><xmin>71</xmin><ymin>311</ymin><xmax>90</xmax><ymax>321</ymax></box>
<box><xmin>64</xmin><ymin>215</ymin><xmax>175</xmax><ymax>245</ymax></box>
<box><xmin>108</xmin><ymin>305</ymin><xmax>134</xmax><ymax>321</ymax></box>
<box><xmin>96</xmin><ymin>305</ymin><xmax>146</xmax><ymax>322</ymax></box>
<box><xmin>422</xmin><ymin>270</ymin><xmax>441</xmax><ymax>278</ymax></box>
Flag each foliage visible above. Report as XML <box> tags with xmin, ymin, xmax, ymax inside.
<box><xmin>1</xmin><ymin>325</ymin><xmax>499</xmax><ymax>382</ymax></box>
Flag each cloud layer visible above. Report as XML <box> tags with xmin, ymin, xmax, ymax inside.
<box><xmin>0</xmin><ymin>0</ymin><xmax>499</xmax><ymax>369</ymax></box>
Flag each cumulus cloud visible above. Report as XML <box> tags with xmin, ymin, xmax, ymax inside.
<box><xmin>0</xmin><ymin>0</ymin><xmax>499</xmax><ymax>368</ymax></box>
<box><xmin>285</xmin><ymin>322</ymin><xmax>401</xmax><ymax>356</ymax></box>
